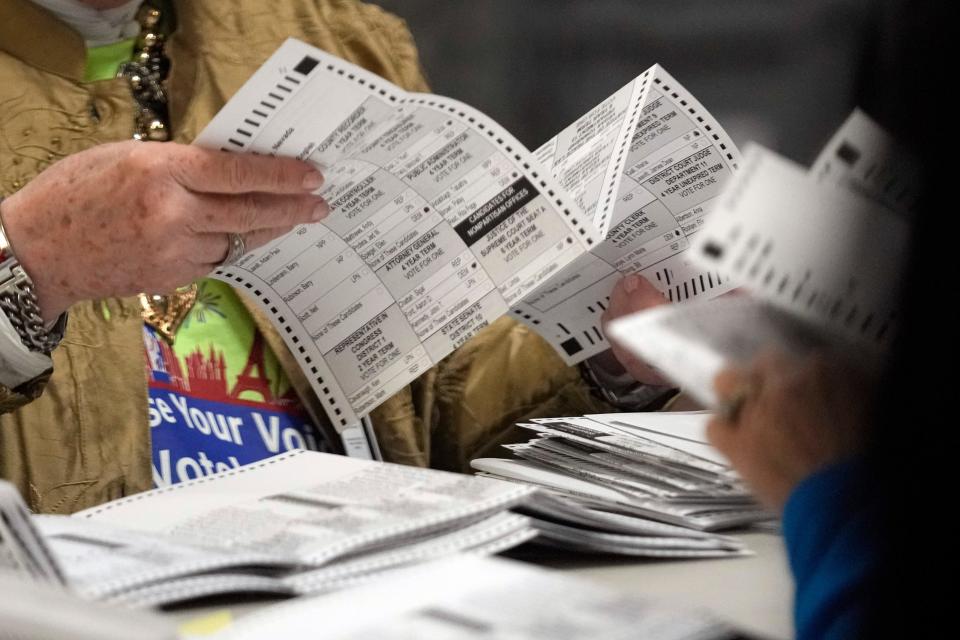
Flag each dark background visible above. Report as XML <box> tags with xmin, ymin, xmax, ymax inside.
<box><xmin>375</xmin><ymin>0</ymin><xmax>872</xmax><ymax>164</ymax></box>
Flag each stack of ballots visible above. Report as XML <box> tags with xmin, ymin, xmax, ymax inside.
<box><xmin>472</xmin><ymin>412</ymin><xmax>773</xmax><ymax>558</ymax></box>
<box><xmin>1</xmin><ymin>450</ymin><xmax>536</xmax><ymax>608</ymax></box>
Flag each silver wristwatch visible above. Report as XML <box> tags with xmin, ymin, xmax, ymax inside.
<box><xmin>0</xmin><ymin>196</ymin><xmax>67</xmax><ymax>354</ymax></box>
<box><xmin>579</xmin><ymin>357</ymin><xmax>679</xmax><ymax>412</ymax></box>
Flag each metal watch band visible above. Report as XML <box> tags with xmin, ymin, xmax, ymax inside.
<box><xmin>578</xmin><ymin>358</ymin><xmax>679</xmax><ymax>412</ymax></box>
<box><xmin>0</xmin><ymin>196</ymin><xmax>67</xmax><ymax>354</ymax></box>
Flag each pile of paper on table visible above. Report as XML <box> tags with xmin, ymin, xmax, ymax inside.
<box><xmin>473</xmin><ymin>411</ymin><xmax>773</xmax><ymax>558</ymax></box>
<box><xmin>1</xmin><ymin>450</ymin><xmax>537</xmax><ymax>607</ymax></box>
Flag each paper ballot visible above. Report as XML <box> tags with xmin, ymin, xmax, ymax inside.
<box><xmin>607</xmin><ymin>111</ymin><xmax>914</xmax><ymax>405</ymax></box>
<box><xmin>689</xmin><ymin>144</ymin><xmax>909</xmax><ymax>343</ymax></box>
<box><xmin>0</xmin><ymin>452</ymin><xmax>536</xmax><ymax>608</ymax></box>
<box><xmin>195</xmin><ymin>39</ymin><xmax>741</xmax><ymax>426</ymax></box>
<box><xmin>607</xmin><ymin>296</ymin><xmax>854</xmax><ymax>406</ymax></box>
<box><xmin>472</xmin><ymin>412</ymin><xmax>771</xmax><ymax>555</ymax></box>
<box><xmin>811</xmin><ymin>108</ymin><xmax>920</xmax><ymax>216</ymax></box>
<box><xmin>514</xmin><ymin>67</ymin><xmax>741</xmax><ymax>362</ymax></box>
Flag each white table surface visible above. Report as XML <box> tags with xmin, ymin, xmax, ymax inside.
<box><xmin>509</xmin><ymin>532</ymin><xmax>793</xmax><ymax>640</ymax></box>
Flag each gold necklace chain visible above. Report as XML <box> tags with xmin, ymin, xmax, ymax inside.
<box><xmin>127</xmin><ymin>2</ymin><xmax>198</xmax><ymax>343</ymax></box>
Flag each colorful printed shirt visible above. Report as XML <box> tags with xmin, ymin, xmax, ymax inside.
<box><xmin>144</xmin><ymin>279</ymin><xmax>328</xmax><ymax>486</ymax></box>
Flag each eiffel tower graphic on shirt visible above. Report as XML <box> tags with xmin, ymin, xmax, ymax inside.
<box><xmin>149</xmin><ymin>329</ymin><xmax>298</xmax><ymax>407</ymax></box>
<box><xmin>230</xmin><ymin>332</ymin><xmax>273</xmax><ymax>403</ymax></box>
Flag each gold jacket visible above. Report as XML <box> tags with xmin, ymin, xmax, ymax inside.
<box><xmin>0</xmin><ymin>0</ymin><xmax>610</xmax><ymax>513</ymax></box>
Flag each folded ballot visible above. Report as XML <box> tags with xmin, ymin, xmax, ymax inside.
<box><xmin>0</xmin><ymin>450</ymin><xmax>535</xmax><ymax>607</ymax></box>
<box><xmin>196</xmin><ymin>38</ymin><xmax>742</xmax><ymax>440</ymax></box>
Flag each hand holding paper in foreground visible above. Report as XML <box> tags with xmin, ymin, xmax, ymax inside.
<box><xmin>707</xmin><ymin>349</ymin><xmax>872</xmax><ymax>511</ymax></box>
<box><xmin>599</xmin><ymin>274</ymin><xmax>672</xmax><ymax>386</ymax></box>
<box><xmin>0</xmin><ymin>141</ymin><xmax>328</xmax><ymax>320</ymax></box>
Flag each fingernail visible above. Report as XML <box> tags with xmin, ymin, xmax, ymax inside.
<box><xmin>303</xmin><ymin>170</ymin><xmax>325</xmax><ymax>191</ymax></box>
<box><xmin>312</xmin><ymin>200</ymin><xmax>330</xmax><ymax>221</ymax></box>
<box><xmin>623</xmin><ymin>274</ymin><xmax>640</xmax><ymax>293</ymax></box>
